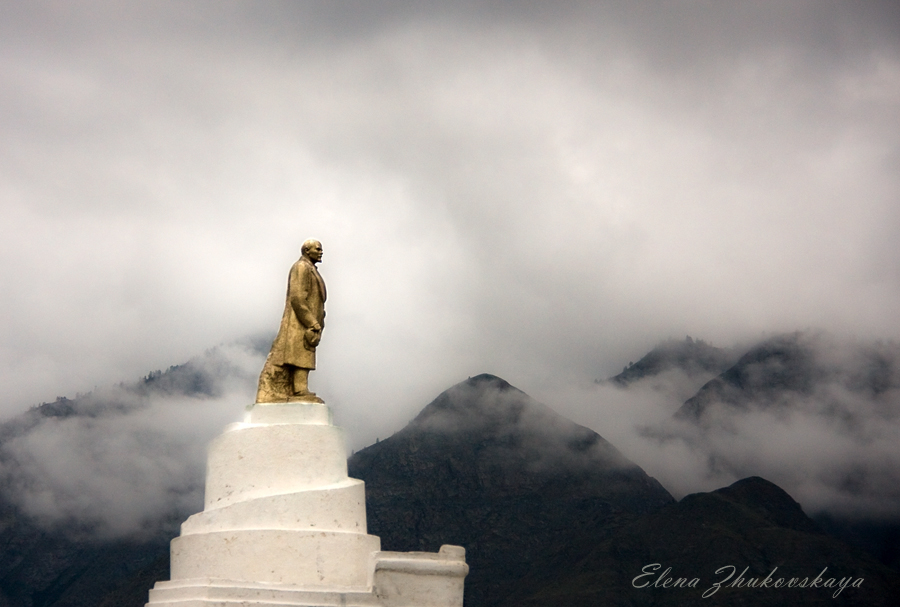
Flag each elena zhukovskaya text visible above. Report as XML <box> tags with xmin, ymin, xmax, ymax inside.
<box><xmin>632</xmin><ymin>563</ymin><xmax>864</xmax><ymax>599</ymax></box>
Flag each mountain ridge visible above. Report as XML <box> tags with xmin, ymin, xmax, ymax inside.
<box><xmin>0</xmin><ymin>336</ymin><xmax>897</xmax><ymax>605</ymax></box>
<box><xmin>630</xmin><ymin>331</ymin><xmax>900</xmax><ymax>574</ymax></box>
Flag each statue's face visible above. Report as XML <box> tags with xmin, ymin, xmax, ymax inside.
<box><xmin>307</xmin><ymin>241</ymin><xmax>323</xmax><ymax>263</ymax></box>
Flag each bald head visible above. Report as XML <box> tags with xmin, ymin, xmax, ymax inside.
<box><xmin>301</xmin><ymin>239</ymin><xmax>323</xmax><ymax>264</ymax></box>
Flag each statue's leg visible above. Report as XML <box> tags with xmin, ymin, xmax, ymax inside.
<box><xmin>292</xmin><ymin>367</ymin><xmax>311</xmax><ymax>395</ymax></box>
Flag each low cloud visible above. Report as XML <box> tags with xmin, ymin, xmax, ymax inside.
<box><xmin>685</xmin><ymin>391</ymin><xmax>900</xmax><ymax>518</ymax></box>
<box><xmin>1</xmin><ymin>333</ymin><xmax>898</xmax><ymax>538</ymax></box>
<box><xmin>550</xmin><ymin>333</ymin><xmax>900</xmax><ymax>520</ymax></box>
<box><xmin>0</xmin><ymin>343</ymin><xmax>261</xmax><ymax>539</ymax></box>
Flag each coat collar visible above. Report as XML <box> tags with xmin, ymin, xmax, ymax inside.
<box><xmin>300</xmin><ymin>256</ymin><xmax>326</xmax><ymax>300</ymax></box>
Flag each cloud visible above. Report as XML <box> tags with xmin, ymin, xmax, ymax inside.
<box><xmin>693</xmin><ymin>391</ymin><xmax>900</xmax><ymax>518</ymax></box>
<box><xmin>549</xmin><ymin>333</ymin><xmax>900</xmax><ymax>520</ymax></box>
<box><xmin>0</xmin><ymin>343</ymin><xmax>259</xmax><ymax>539</ymax></box>
<box><xmin>1</xmin><ymin>330</ymin><xmax>898</xmax><ymax>539</ymax></box>
<box><xmin>0</xmin><ymin>2</ymin><xmax>899</xmax><ymax>528</ymax></box>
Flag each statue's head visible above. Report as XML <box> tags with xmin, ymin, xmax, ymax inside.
<box><xmin>301</xmin><ymin>239</ymin><xmax>323</xmax><ymax>264</ymax></box>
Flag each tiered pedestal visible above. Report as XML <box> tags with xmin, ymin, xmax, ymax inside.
<box><xmin>146</xmin><ymin>402</ymin><xmax>467</xmax><ymax>607</ymax></box>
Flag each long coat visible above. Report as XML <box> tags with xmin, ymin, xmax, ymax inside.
<box><xmin>268</xmin><ymin>256</ymin><xmax>326</xmax><ymax>370</ymax></box>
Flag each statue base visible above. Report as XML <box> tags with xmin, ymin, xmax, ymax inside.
<box><xmin>145</xmin><ymin>402</ymin><xmax>467</xmax><ymax>607</ymax></box>
<box><xmin>147</xmin><ymin>545</ymin><xmax>468</xmax><ymax>607</ymax></box>
<box><xmin>254</xmin><ymin>394</ymin><xmax>325</xmax><ymax>404</ymax></box>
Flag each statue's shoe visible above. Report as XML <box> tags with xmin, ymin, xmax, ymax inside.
<box><xmin>288</xmin><ymin>391</ymin><xmax>325</xmax><ymax>404</ymax></box>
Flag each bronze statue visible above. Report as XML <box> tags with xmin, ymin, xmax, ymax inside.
<box><xmin>256</xmin><ymin>239</ymin><xmax>326</xmax><ymax>403</ymax></box>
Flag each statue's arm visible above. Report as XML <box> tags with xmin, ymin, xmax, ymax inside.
<box><xmin>289</xmin><ymin>263</ymin><xmax>320</xmax><ymax>330</ymax></box>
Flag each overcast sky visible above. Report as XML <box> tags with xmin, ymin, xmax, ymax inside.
<box><xmin>2</xmin><ymin>1</ymin><xmax>899</xmax><ymax>439</ymax></box>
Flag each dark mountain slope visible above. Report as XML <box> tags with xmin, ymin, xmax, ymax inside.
<box><xmin>509</xmin><ymin>477</ymin><xmax>900</xmax><ymax>606</ymax></box>
<box><xmin>348</xmin><ymin>374</ymin><xmax>674</xmax><ymax>607</ymax></box>
<box><xmin>0</xmin><ymin>497</ymin><xmax>168</xmax><ymax>607</ymax></box>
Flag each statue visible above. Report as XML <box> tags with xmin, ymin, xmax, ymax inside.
<box><xmin>256</xmin><ymin>239</ymin><xmax>326</xmax><ymax>403</ymax></box>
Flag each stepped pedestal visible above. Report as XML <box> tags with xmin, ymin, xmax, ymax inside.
<box><xmin>146</xmin><ymin>402</ymin><xmax>467</xmax><ymax>607</ymax></box>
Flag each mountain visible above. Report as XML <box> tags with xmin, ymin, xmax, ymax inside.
<box><xmin>606</xmin><ymin>336</ymin><xmax>736</xmax><ymax>386</ymax></box>
<box><xmin>347</xmin><ymin>373</ymin><xmax>900</xmax><ymax>606</ymax></box>
<box><xmin>348</xmin><ymin>374</ymin><xmax>675</xmax><ymax>607</ymax></box>
<box><xmin>507</xmin><ymin>477</ymin><xmax>900</xmax><ymax>606</ymax></box>
<box><xmin>0</xmin><ymin>506</ymin><xmax>168</xmax><ymax>607</ymax></box>
<box><xmin>641</xmin><ymin>331</ymin><xmax>900</xmax><ymax>574</ymax></box>
<box><xmin>0</xmin><ymin>423</ymin><xmax>171</xmax><ymax>607</ymax></box>
<box><xmin>3</xmin><ymin>358</ymin><xmax>899</xmax><ymax>606</ymax></box>
<box><xmin>675</xmin><ymin>331</ymin><xmax>900</xmax><ymax>422</ymax></box>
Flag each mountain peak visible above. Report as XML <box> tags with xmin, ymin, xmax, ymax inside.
<box><xmin>673</xmin><ymin>330</ymin><xmax>900</xmax><ymax>421</ymax></box>
<box><xmin>349</xmin><ymin>376</ymin><xmax>675</xmax><ymax>606</ymax></box>
<box><xmin>709</xmin><ymin>476</ymin><xmax>821</xmax><ymax>533</ymax></box>
<box><xmin>465</xmin><ymin>373</ymin><xmax>513</xmax><ymax>388</ymax></box>
<box><xmin>352</xmin><ymin>375</ymin><xmax>674</xmax><ymax>504</ymax></box>
<box><xmin>608</xmin><ymin>336</ymin><xmax>735</xmax><ymax>385</ymax></box>
<box><xmin>411</xmin><ymin>374</ymin><xmax>531</xmax><ymax>430</ymax></box>
<box><xmin>406</xmin><ymin>375</ymin><xmax>639</xmax><ymax>473</ymax></box>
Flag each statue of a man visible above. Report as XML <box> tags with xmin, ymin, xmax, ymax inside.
<box><xmin>256</xmin><ymin>239</ymin><xmax>327</xmax><ymax>403</ymax></box>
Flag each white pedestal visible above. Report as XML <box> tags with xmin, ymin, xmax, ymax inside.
<box><xmin>146</xmin><ymin>402</ymin><xmax>467</xmax><ymax>607</ymax></box>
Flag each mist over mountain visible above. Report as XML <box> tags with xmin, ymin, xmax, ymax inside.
<box><xmin>619</xmin><ymin>331</ymin><xmax>900</xmax><ymax>572</ymax></box>
<box><xmin>0</xmin><ymin>343</ymin><xmax>267</xmax><ymax>606</ymax></box>
<box><xmin>676</xmin><ymin>331</ymin><xmax>900</xmax><ymax>421</ymax></box>
<box><xmin>0</xmin><ymin>342</ymin><xmax>263</xmax><ymax>540</ymax></box>
<box><xmin>607</xmin><ymin>335</ymin><xmax>737</xmax><ymax>387</ymax></box>
<box><xmin>635</xmin><ymin>331</ymin><xmax>900</xmax><ymax>518</ymax></box>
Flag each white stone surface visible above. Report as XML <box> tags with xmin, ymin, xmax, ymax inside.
<box><xmin>182</xmin><ymin>479</ymin><xmax>367</xmax><ymax>534</ymax></box>
<box><xmin>372</xmin><ymin>546</ymin><xmax>469</xmax><ymax>607</ymax></box>
<box><xmin>172</xmin><ymin>529</ymin><xmax>380</xmax><ymax>587</ymax></box>
<box><xmin>146</xmin><ymin>401</ymin><xmax>467</xmax><ymax>607</ymax></box>
<box><xmin>148</xmin><ymin>578</ymin><xmax>382</xmax><ymax>606</ymax></box>
<box><xmin>204</xmin><ymin>422</ymin><xmax>348</xmax><ymax>509</ymax></box>
<box><xmin>245</xmin><ymin>401</ymin><xmax>333</xmax><ymax>425</ymax></box>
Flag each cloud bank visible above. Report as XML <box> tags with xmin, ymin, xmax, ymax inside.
<box><xmin>0</xmin><ymin>2</ymin><xmax>898</xmax><ymax>536</ymax></box>
<box><xmin>2</xmin><ymin>3</ymin><xmax>899</xmax><ymax>434</ymax></box>
<box><xmin>0</xmin><ymin>343</ymin><xmax>259</xmax><ymax>538</ymax></box>
<box><xmin>554</xmin><ymin>333</ymin><xmax>900</xmax><ymax>520</ymax></box>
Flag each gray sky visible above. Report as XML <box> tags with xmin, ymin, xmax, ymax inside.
<box><xmin>2</xmin><ymin>1</ymin><xmax>899</xmax><ymax>441</ymax></box>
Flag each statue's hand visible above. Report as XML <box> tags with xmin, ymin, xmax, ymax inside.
<box><xmin>304</xmin><ymin>325</ymin><xmax>322</xmax><ymax>348</ymax></box>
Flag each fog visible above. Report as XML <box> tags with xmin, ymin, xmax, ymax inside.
<box><xmin>554</xmin><ymin>333</ymin><xmax>900</xmax><ymax>520</ymax></box>
<box><xmin>1</xmin><ymin>2</ymin><xmax>899</xmax><ymax>536</ymax></box>
<box><xmin>2</xmin><ymin>332</ymin><xmax>898</xmax><ymax>538</ymax></box>
<box><xmin>0</xmin><ymin>343</ymin><xmax>257</xmax><ymax>538</ymax></box>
